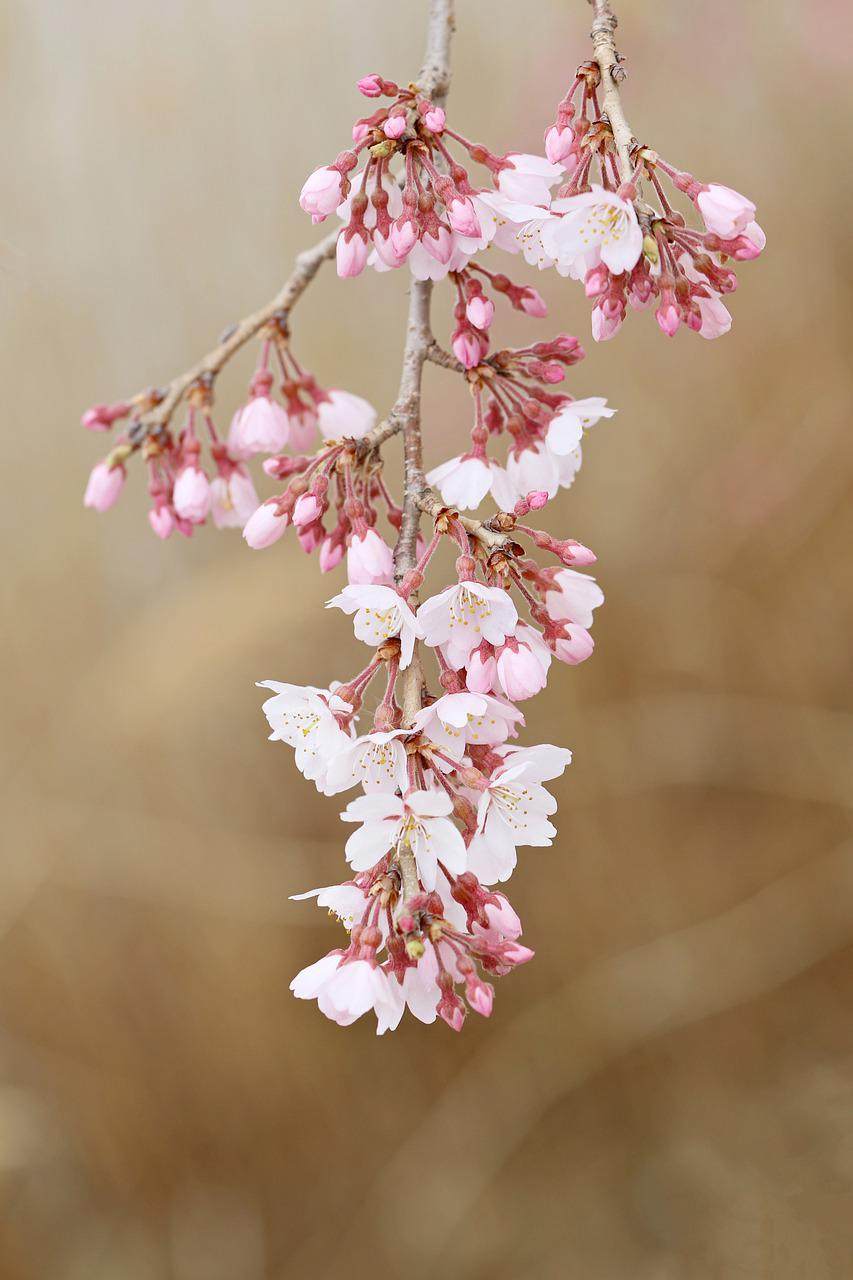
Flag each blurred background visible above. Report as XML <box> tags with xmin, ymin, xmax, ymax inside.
<box><xmin>1</xmin><ymin>0</ymin><xmax>852</xmax><ymax>1275</ymax></box>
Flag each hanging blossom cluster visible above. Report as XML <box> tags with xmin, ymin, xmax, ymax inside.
<box><xmin>529</xmin><ymin>59</ymin><xmax>765</xmax><ymax>339</ymax></box>
<box><xmin>80</xmin><ymin>1</ymin><xmax>763</xmax><ymax>1032</ymax></box>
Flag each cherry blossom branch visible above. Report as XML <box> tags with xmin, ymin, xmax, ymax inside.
<box><xmin>588</xmin><ymin>0</ymin><xmax>634</xmax><ymax>183</ymax></box>
<box><xmin>127</xmin><ymin>228</ymin><xmax>340</xmax><ymax>444</ymax></box>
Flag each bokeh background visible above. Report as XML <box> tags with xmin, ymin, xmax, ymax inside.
<box><xmin>1</xmin><ymin>1</ymin><xmax>852</xmax><ymax>1275</ymax></box>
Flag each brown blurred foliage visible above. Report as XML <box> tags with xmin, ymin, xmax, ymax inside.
<box><xmin>1</xmin><ymin>1</ymin><xmax>852</xmax><ymax>1276</ymax></box>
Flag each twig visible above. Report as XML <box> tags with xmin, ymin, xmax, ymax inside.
<box><xmin>416</xmin><ymin>487</ymin><xmax>514</xmax><ymax>554</ymax></box>
<box><xmin>129</xmin><ymin>228</ymin><xmax>340</xmax><ymax>442</ymax></box>
<box><xmin>588</xmin><ymin>0</ymin><xmax>634</xmax><ymax>183</ymax></box>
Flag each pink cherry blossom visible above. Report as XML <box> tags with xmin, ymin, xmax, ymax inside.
<box><xmin>695</xmin><ymin>183</ymin><xmax>756</xmax><ymax>239</ymax></box>
<box><xmin>316</xmin><ymin>390</ymin><xmax>377</xmax><ymax>440</ymax></box>
<box><xmin>346</xmin><ymin>529</ymin><xmax>395</xmax><ymax>585</ymax></box>
<box><xmin>242</xmin><ymin>501</ymin><xmax>288</xmax><ymax>549</ymax></box>
<box><xmin>299</xmin><ymin>166</ymin><xmax>345</xmax><ymax>218</ymax></box>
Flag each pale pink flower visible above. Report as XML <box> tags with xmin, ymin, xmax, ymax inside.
<box><xmin>316</xmin><ymin>390</ymin><xmax>377</xmax><ymax>441</ymax></box>
<box><xmin>543</xmin><ymin>187</ymin><xmax>643</xmax><ymax>275</ymax></box>
<box><xmin>695</xmin><ymin>183</ymin><xmax>756</xmax><ymax>239</ymax></box>
<box><xmin>543</xmin><ymin>567</ymin><xmax>604</xmax><ymax>628</ymax></box>
<box><xmin>242</xmin><ymin>501</ymin><xmax>287</xmax><ymax>549</ymax></box>
<box><xmin>83</xmin><ymin>461</ymin><xmax>125</xmax><ymax>512</ymax></box>
<box><xmin>497</xmin><ymin>153</ymin><xmax>564</xmax><ymax>204</ymax></box>
<box><xmin>495</xmin><ymin>637</ymin><xmax>549</xmax><ymax>701</ymax></box>
<box><xmin>173</xmin><ymin>465</ymin><xmax>211</xmax><ymax>523</ymax></box>
<box><xmin>286</xmin><ymin>407</ymin><xmax>319</xmax><ymax>452</ymax></box>
<box><xmin>418</xmin><ymin>582</ymin><xmax>518</xmax><ymax>669</ymax></box>
<box><xmin>319</xmin><ymin>536</ymin><xmax>345</xmax><ymax>573</ymax></box>
<box><xmin>551</xmin><ymin>625</ymin><xmax>594</xmax><ymax>665</ymax></box>
<box><xmin>229</xmin><ymin>396</ymin><xmax>289</xmax><ymax>457</ymax></box>
<box><xmin>467</xmin><ymin>745</ymin><xmax>572</xmax><ymax>883</ymax></box>
<box><xmin>446</xmin><ymin>197</ymin><xmax>481</xmax><ymax>239</ymax></box>
<box><xmin>412</xmin><ymin>692</ymin><xmax>523</xmax><ymax>760</ymax></box>
<box><xmin>426</xmin><ymin>453</ymin><xmax>492</xmax><ymax>509</ymax></box>
<box><xmin>326</xmin><ymin>583</ymin><xmax>423</xmax><ymax>668</ymax></box>
<box><xmin>490</xmin><ymin>443</ymin><xmax>560</xmax><ymax>508</ymax></box>
<box><xmin>546</xmin><ymin>396</ymin><xmax>615</xmax><ymax>455</ymax></box>
<box><xmin>299</xmin><ymin>166</ymin><xmax>344</xmax><ymax>218</ymax></box>
<box><xmin>324</xmin><ymin>729</ymin><xmax>411</xmax><ymax>795</ymax></box>
<box><xmin>465</xmin><ymin>641</ymin><xmax>497</xmax><ymax>694</ymax></box>
<box><xmin>290</xmin><ymin>881</ymin><xmax>371</xmax><ymax>931</ymax></box>
<box><xmin>258</xmin><ymin>681</ymin><xmax>352</xmax><ymax>789</ymax></box>
<box><xmin>341</xmin><ymin>789</ymin><xmax>466</xmax><ymax>889</ymax></box>
<box><xmin>210</xmin><ymin>470</ymin><xmax>259</xmax><ymax>529</ymax></box>
<box><xmin>346</xmin><ymin>529</ymin><xmax>394</xmax><ymax>585</ymax></box>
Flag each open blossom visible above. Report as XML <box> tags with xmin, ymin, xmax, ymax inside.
<box><xmin>412</xmin><ymin>692</ymin><xmax>523</xmax><ymax>759</ymax></box>
<box><xmin>229</xmin><ymin>395</ymin><xmax>289</xmax><ymax>457</ymax></box>
<box><xmin>545</xmin><ymin>397</ymin><xmax>615</xmax><ymax>455</ymax></box>
<box><xmin>316</xmin><ymin>390</ymin><xmax>377</xmax><ymax>440</ymax></box>
<box><xmin>341</xmin><ymin>789</ymin><xmax>466</xmax><ymax>888</ymax></box>
<box><xmin>418</xmin><ymin>582</ymin><xmax>518</xmax><ymax>668</ymax></box>
<box><xmin>327</xmin><ymin>584</ymin><xmax>422</xmax><ymax>668</ymax></box>
<box><xmin>497</xmin><ymin>153</ymin><xmax>564</xmax><ymax>205</ymax></box>
<box><xmin>258</xmin><ymin>681</ymin><xmax>352</xmax><ymax>789</ymax></box>
<box><xmin>210</xmin><ymin>470</ymin><xmax>259</xmax><ymax>528</ymax></box>
<box><xmin>468</xmin><ymin>745</ymin><xmax>572</xmax><ymax>883</ymax></box>
<box><xmin>542</xmin><ymin>187</ymin><xmax>643</xmax><ymax>275</ymax></box>
<box><xmin>426</xmin><ymin>453</ymin><xmax>493</xmax><ymax>509</ymax></box>
<box><xmin>543</xmin><ymin>568</ymin><xmax>605</xmax><ymax>628</ymax></box>
<box><xmin>324</xmin><ymin>729</ymin><xmax>411</xmax><ymax>795</ymax></box>
<box><xmin>291</xmin><ymin>954</ymin><xmax>397</xmax><ymax>1028</ymax></box>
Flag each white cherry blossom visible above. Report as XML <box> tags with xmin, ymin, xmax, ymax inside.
<box><xmin>341</xmin><ymin>789</ymin><xmax>466</xmax><ymax>889</ymax></box>
<box><xmin>418</xmin><ymin>582</ymin><xmax>518</xmax><ymax>669</ymax></box>
<box><xmin>412</xmin><ymin>692</ymin><xmax>523</xmax><ymax>760</ymax></box>
<box><xmin>540</xmin><ymin>186</ymin><xmax>643</xmax><ymax>275</ymax></box>
<box><xmin>324</xmin><ymin>729</ymin><xmax>411</xmax><ymax>795</ymax></box>
<box><xmin>426</xmin><ymin>453</ymin><xmax>493</xmax><ymax>509</ymax></box>
<box><xmin>468</xmin><ymin>745</ymin><xmax>572</xmax><ymax>884</ymax></box>
<box><xmin>546</xmin><ymin>397</ymin><xmax>616</xmax><ymax>456</ymax></box>
<box><xmin>327</xmin><ymin>584</ymin><xmax>423</xmax><ymax>668</ymax></box>
<box><xmin>257</xmin><ymin>681</ymin><xmax>352</xmax><ymax>790</ymax></box>
<box><xmin>544</xmin><ymin>568</ymin><xmax>605</xmax><ymax>628</ymax></box>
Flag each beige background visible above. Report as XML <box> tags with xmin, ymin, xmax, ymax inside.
<box><xmin>1</xmin><ymin>1</ymin><xmax>852</xmax><ymax>1276</ymax></box>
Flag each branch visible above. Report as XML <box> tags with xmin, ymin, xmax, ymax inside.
<box><xmin>127</xmin><ymin>228</ymin><xmax>339</xmax><ymax>444</ymax></box>
<box><xmin>588</xmin><ymin>0</ymin><xmax>634</xmax><ymax>183</ymax></box>
<box><xmin>416</xmin><ymin>487</ymin><xmax>514</xmax><ymax>554</ymax></box>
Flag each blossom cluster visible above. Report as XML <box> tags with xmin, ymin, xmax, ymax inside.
<box><xmin>261</xmin><ymin>496</ymin><xmax>602</xmax><ymax>1032</ymax></box>
<box><xmin>82</xmin><ymin>329</ymin><xmax>376</xmax><ymax>539</ymax></box>
<box><xmin>81</xmin><ymin>26</ymin><xmax>763</xmax><ymax>1035</ymax></box>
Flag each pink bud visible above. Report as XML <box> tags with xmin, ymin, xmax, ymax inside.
<box><xmin>495</xmin><ymin>640</ymin><xmax>548</xmax><ymax>701</ymax></box>
<box><xmin>695</xmin><ymin>183</ymin><xmax>756</xmax><ymax>239</ymax></box>
<box><xmin>319</xmin><ymin>536</ymin><xmax>345</xmax><ymax>573</ymax></box>
<box><xmin>519</xmin><ymin>288</ymin><xmax>548</xmax><ymax>318</ymax></box>
<box><xmin>148</xmin><ymin>506</ymin><xmax>174</xmax><ymax>539</ymax></box>
<box><xmin>357</xmin><ymin>74</ymin><xmax>383</xmax><ymax>98</ymax></box>
<box><xmin>347</xmin><ymin>528</ymin><xmax>394</xmax><ymax>585</ymax></box>
<box><xmin>527</xmin><ymin>490</ymin><xmax>549</xmax><ymax>510</ymax></box>
<box><xmin>382</xmin><ymin>115</ymin><xmax>406</xmax><ymax>140</ymax></box>
<box><xmin>172</xmin><ymin>465</ymin><xmax>211</xmax><ymax>523</ymax></box>
<box><xmin>351</xmin><ymin>122</ymin><xmax>370</xmax><ymax>144</ymax></box>
<box><xmin>466</xmin><ymin>979</ymin><xmax>494</xmax><ymax>1017</ymax></box>
<box><xmin>560</xmin><ymin>540</ymin><xmax>596</xmax><ymax>566</ymax></box>
<box><xmin>299</xmin><ymin>166</ymin><xmax>344</xmax><ymax>218</ymax></box>
<box><xmin>83</xmin><ymin>461</ymin><xmax>125</xmax><ymax>512</ymax></box>
<box><xmin>485</xmin><ymin>895</ymin><xmax>523</xmax><ymax>939</ymax></box>
<box><xmin>503</xmin><ymin>943</ymin><xmax>535</xmax><ymax>967</ymax></box>
<box><xmin>465</xmin><ymin>296</ymin><xmax>494</xmax><ymax>331</ymax></box>
<box><xmin>446</xmin><ymin>197</ymin><xmax>481</xmax><ymax>239</ymax></box>
<box><xmin>552</xmin><ymin>626</ymin><xmax>595</xmax><ymax>665</ymax></box>
<box><xmin>421</xmin><ymin>224</ymin><xmax>453</xmax><ymax>264</ymax></box>
<box><xmin>242</xmin><ymin>502</ymin><xmax>287</xmax><ymax>550</ymax></box>
<box><xmin>544</xmin><ymin>124</ymin><xmax>576</xmax><ymax>165</ymax></box>
<box><xmin>336</xmin><ymin>231</ymin><xmax>369</xmax><ymax>278</ymax></box>
<box><xmin>656</xmin><ymin>300</ymin><xmax>681</xmax><ymax>337</ymax></box>
<box><xmin>293</xmin><ymin>493</ymin><xmax>320</xmax><ymax>527</ymax></box>
<box><xmin>389</xmin><ymin>219</ymin><xmax>417</xmax><ymax>260</ymax></box>
<box><xmin>465</xmin><ymin>642</ymin><xmax>497</xmax><ymax>694</ymax></box>
<box><xmin>423</xmin><ymin>106</ymin><xmax>446</xmax><ymax>132</ymax></box>
<box><xmin>452</xmin><ymin>330</ymin><xmax>482</xmax><ymax>370</ymax></box>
